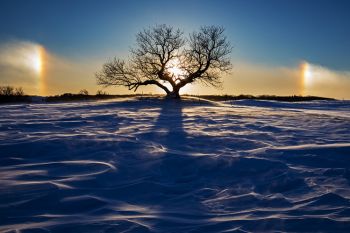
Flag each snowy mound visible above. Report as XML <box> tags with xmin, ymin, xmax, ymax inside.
<box><xmin>1</xmin><ymin>98</ymin><xmax>350</xmax><ymax>232</ymax></box>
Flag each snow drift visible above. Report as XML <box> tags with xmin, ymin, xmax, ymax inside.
<box><xmin>0</xmin><ymin>98</ymin><xmax>350</xmax><ymax>232</ymax></box>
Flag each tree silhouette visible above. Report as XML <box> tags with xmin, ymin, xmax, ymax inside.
<box><xmin>96</xmin><ymin>25</ymin><xmax>232</xmax><ymax>98</ymax></box>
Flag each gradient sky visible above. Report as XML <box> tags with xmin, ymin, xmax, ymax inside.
<box><xmin>1</xmin><ymin>0</ymin><xmax>350</xmax><ymax>98</ymax></box>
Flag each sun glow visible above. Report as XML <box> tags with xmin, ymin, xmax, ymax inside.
<box><xmin>23</xmin><ymin>44</ymin><xmax>46</xmax><ymax>95</ymax></box>
<box><xmin>169</xmin><ymin>66</ymin><xmax>182</xmax><ymax>78</ymax></box>
<box><xmin>167</xmin><ymin>58</ymin><xmax>185</xmax><ymax>82</ymax></box>
<box><xmin>302</xmin><ymin>62</ymin><xmax>313</xmax><ymax>87</ymax></box>
<box><xmin>18</xmin><ymin>44</ymin><xmax>44</xmax><ymax>75</ymax></box>
<box><xmin>300</xmin><ymin>62</ymin><xmax>313</xmax><ymax>95</ymax></box>
<box><xmin>24</xmin><ymin>44</ymin><xmax>46</xmax><ymax>95</ymax></box>
<box><xmin>0</xmin><ymin>41</ymin><xmax>47</xmax><ymax>95</ymax></box>
<box><xmin>162</xmin><ymin>58</ymin><xmax>194</xmax><ymax>94</ymax></box>
<box><xmin>299</xmin><ymin>61</ymin><xmax>347</xmax><ymax>97</ymax></box>
<box><xmin>32</xmin><ymin>47</ymin><xmax>43</xmax><ymax>74</ymax></box>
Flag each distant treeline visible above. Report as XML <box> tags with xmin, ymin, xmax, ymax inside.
<box><xmin>45</xmin><ymin>93</ymin><xmax>336</xmax><ymax>102</ymax></box>
<box><xmin>189</xmin><ymin>94</ymin><xmax>335</xmax><ymax>102</ymax></box>
<box><xmin>45</xmin><ymin>88</ymin><xmax>146</xmax><ymax>102</ymax></box>
<box><xmin>46</xmin><ymin>93</ymin><xmax>139</xmax><ymax>102</ymax></box>
<box><xmin>0</xmin><ymin>86</ymin><xmax>337</xmax><ymax>104</ymax></box>
<box><xmin>0</xmin><ymin>86</ymin><xmax>31</xmax><ymax>103</ymax></box>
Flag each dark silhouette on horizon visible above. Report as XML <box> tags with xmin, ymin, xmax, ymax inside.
<box><xmin>96</xmin><ymin>24</ymin><xmax>232</xmax><ymax>98</ymax></box>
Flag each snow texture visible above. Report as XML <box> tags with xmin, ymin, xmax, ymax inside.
<box><xmin>1</xmin><ymin>97</ymin><xmax>350</xmax><ymax>232</ymax></box>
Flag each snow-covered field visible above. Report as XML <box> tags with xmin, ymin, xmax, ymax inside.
<box><xmin>1</xmin><ymin>98</ymin><xmax>350</xmax><ymax>233</ymax></box>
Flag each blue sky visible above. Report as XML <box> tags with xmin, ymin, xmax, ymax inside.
<box><xmin>0</xmin><ymin>0</ymin><xmax>350</xmax><ymax>97</ymax></box>
<box><xmin>1</xmin><ymin>0</ymin><xmax>349</xmax><ymax>68</ymax></box>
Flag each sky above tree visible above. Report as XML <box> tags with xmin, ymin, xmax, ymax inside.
<box><xmin>1</xmin><ymin>0</ymin><xmax>350</xmax><ymax>98</ymax></box>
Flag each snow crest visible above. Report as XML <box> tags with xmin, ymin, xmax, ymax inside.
<box><xmin>1</xmin><ymin>98</ymin><xmax>350</xmax><ymax>232</ymax></box>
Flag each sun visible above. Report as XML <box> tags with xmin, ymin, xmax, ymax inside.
<box><xmin>169</xmin><ymin>66</ymin><xmax>182</xmax><ymax>78</ymax></box>
<box><xmin>166</xmin><ymin>58</ymin><xmax>185</xmax><ymax>82</ymax></box>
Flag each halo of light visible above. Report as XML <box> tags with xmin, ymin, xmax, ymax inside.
<box><xmin>302</xmin><ymin>62</ymin><xmax>313</xmax><ymax>87</ymax></box>
<box><xmin>36</xmin><ymin>46</ymin><xmax>46</xmax><ymax>96</ymax></box>
<box><xmin>25</xmin><ymin>44</ymin><xmax>46</xmax><ymax>95</ymax></box>
<box><xmin>166</xmin><ymin>58</ymin><xmax>185</xmax><ymax>81</ymax></box>
<box><xmin>32</xmin><ymin>47</ymin><xmax>42</xmax><ymax>74</ymax></box>
<box><xmin>300</xmin><ymin>62</ymin><xmax>312</xmax><ymax>95</ymax></box>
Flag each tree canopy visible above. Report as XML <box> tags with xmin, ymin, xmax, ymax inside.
<box><xmin>96</xmin><ymin>25</ymin><xmax>232</xmax><ymax>98</ymax></box>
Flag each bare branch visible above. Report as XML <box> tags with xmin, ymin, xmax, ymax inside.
<box><xmin>181</xmin><ymin>26</ymin><xmax>232</xmax><ymax>88</ymax></box>
<box><xmin>96</xmin><ymin>25</ymin><xmax>232</xmax><ymax>98</ymax></box>
<box><xmin>95</xmin><ymin>58</ymin><xmax>170</xmax><ymax>94</ymax></box>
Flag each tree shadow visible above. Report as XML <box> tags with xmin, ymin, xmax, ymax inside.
<box><xmin>128</xmin><ymin>98</ymin><xmax>320</xmax><ymax>232</ymax></box>
<box><xmin>126</xmin><ymin>99</ymin><xmax>235</xmax><ymax>229</ymax></box>
<box><xmin>148</xmin><ymin>99</ymin><xmax>187</xmax><ymax>154</ymax></box>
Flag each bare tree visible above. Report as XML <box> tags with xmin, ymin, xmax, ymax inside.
<box><xmin>96</xmin><ymin>90</ymin><xmax>108</xmax><ymax>96</ymax></box>
<box><xmin>14</xmin><ymin>87</ymin><xmax>24</xmax><ymax>96</ymax></box>
<box><xmin>0</xmin><ymin>86</ymin><xmax>14</xmax><ymax>96</ymax></box>
<box><xmin>96</xmin><ymin>25</ymin><xmax>232</xmax><ymax>98</ymax></box>
<box><xmin>79</xmin><ymin>89</ymin><xmax>89</xmax><ymax>95</ymax></box>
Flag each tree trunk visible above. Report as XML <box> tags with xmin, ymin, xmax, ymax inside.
<box><xmin>166</xmin><ymin>89</ymin><xmax>180</xmax><ymax>99</ymax></box>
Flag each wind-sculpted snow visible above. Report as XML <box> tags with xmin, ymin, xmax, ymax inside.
<box><xmin>0</xmin><ymin>98</ymin><xmax>350</xmax><ymax>232</ymax></box>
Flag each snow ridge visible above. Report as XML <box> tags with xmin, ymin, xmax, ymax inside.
<box><xmin>1</xmin><ymin>98</ymin><xmax>350</xmax><ymax>232</ymax></box>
